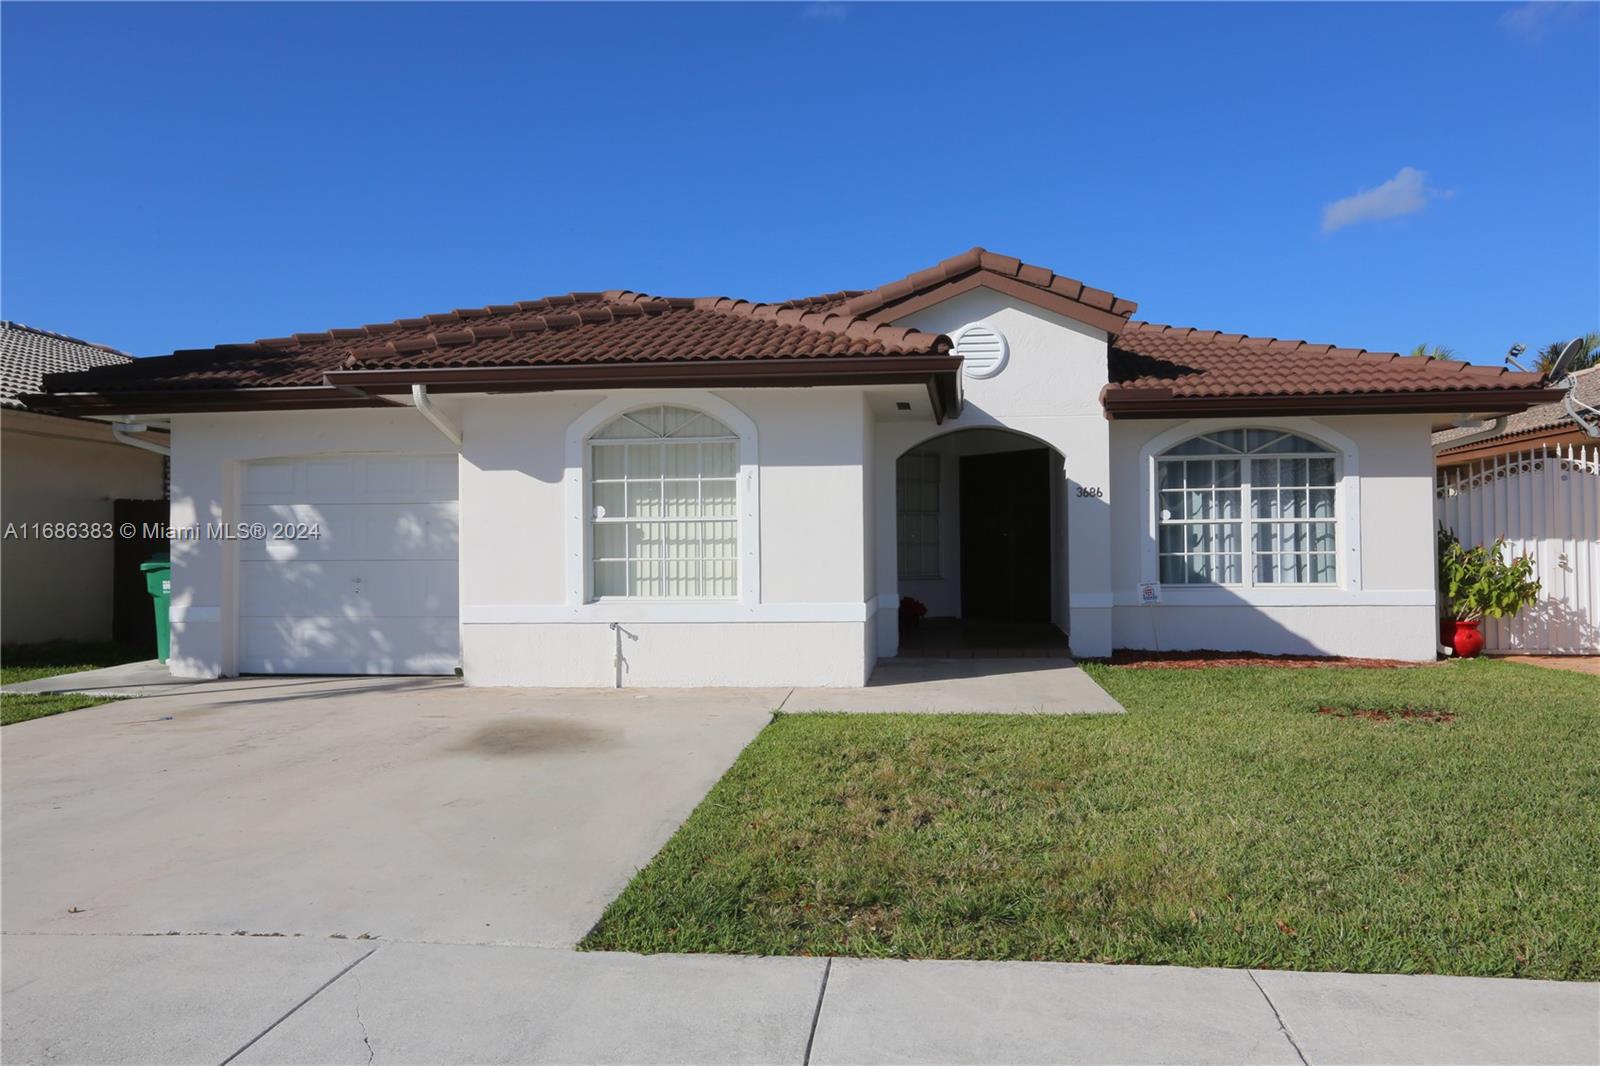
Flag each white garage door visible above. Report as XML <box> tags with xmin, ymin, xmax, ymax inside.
<box><xmin>238</xmin><ymin>455</ymin><xmax>459</xmax><ymax>675</ymax></box>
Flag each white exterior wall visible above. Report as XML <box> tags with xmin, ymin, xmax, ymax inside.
<box><xmin>860</xmin><ymin>396</ymin><xmax>878</xmax><ymax>667</ymax></box>
<box><xmin>878</xmin><ymin>288</ymin><xmax>1112</xmax><ymax>656</ymax></box>
<box><xmin>459</xmin><ymin>387</ymin><xmax>877</xmax><ymax>687</ymax></box>
<box><xmin>1107</xmin><ymin>414</ymin><xmax>1439</xmax><ymax>660</ymax></box>
<box><xmin>169</xmin><ymin>389</ymin><xmax>879</xmax><ymax>686</ymax></box>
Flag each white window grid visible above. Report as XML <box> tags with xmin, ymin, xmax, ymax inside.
<box><xmin>589</xmin><ymin>410</ymin><xmax>739</xmax><ymax>600</ymax></box>
<box><xmin>896</xmin><ymin>452</ymin><xmax>941</xmax><ymax>580</ymax></box>
<box><xmin>1157</xmin><ymin>433</ymin><xmax>1338</xmax><ymax>587</ymax></box>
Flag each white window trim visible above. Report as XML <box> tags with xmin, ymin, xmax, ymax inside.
<box><xmin>563</xmin><ymin>391</ymin><xmax>761</xmax><ymax>617</ymax></box>
<box><xmin>1138</xmin><ymin>418</ymin><xmax>1363</xmax><ymax>603</ymax></box>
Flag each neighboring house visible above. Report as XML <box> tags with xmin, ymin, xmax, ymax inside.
<box><xmin>26</xmin><ymin>249</ymin><xmax>1558</xmax><ymax>684</ymax></box>
<box><xmin>1</xmin><ymin>322</ymin><xmax>167</xmax><ymax>645</ymax></box>
<box><xmin>1432</xmin><ymin>365</ymin><xmax>1600</xmax><ymax>465</ymax></box>
<box><xmin>1433</xmin><ymin>366</ymin><xmax>1600</xmax><ymax>655</ymax></box>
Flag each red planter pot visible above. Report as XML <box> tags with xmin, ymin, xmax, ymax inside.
<box><xmin>1447</xmin><ymin>619</ymin><xmax>1485</xmax><ymax>659</ymax></box>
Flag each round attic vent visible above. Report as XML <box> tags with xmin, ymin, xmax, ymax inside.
<box><xmin>953</xmin><ymin>324</ymin><xmax>1008</xmax><ymax>379</ymax></box>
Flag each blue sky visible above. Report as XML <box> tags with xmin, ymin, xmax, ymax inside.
<box><xmin>3</xmin><ymin>2</ymin><xmax>1597</xmax><ymax>363</ymax></box>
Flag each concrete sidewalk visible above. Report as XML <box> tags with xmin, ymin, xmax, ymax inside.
<box><xmin>3</xmin><ymin>657</ymin><xmax>1128</xmax><ymax>714</ymax></box>
<box><xmin>3</xmin><ymin>934</ymin><xmax>1594</xmax><ymax>1065</ymax></box>
<box><xmin>0</xmin><ymin>658</ymin><xmax>225</xmax><ymax>698</ymax></box>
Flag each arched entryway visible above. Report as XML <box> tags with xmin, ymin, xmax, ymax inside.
<box><xmin>893</xmin><ymin>428</ymin><xmax>1069</xmax><ymax>657</ymax></box>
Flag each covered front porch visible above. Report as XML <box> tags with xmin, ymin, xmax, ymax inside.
<box><xmin>894</xmin><ymin>618</ymin><xmax>1070</xmax><ymax>659</ymax></box>
<box><xmin>889</xmin><ymin>427</ymin><xmax>1072</xmax><ymax>660</ymax></box>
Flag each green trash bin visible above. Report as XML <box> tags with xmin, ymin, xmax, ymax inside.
<box><xmin>140</xmin><ymin>553</ymin><xmax>172</xmax><ymax>663</ymax></box>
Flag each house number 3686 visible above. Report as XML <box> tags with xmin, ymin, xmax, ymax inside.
<box><xmin>1075</xmin><ymin>485</ymin><xmax>1105</xmax><ymax>499</ymax></box>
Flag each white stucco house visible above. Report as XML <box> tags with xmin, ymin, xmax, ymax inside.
<box><xmin>26</xmin><ymin>249</ymin><xmax>1559</xmax><ymax>685</ymax></box>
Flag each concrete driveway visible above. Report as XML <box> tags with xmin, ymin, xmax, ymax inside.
<box><xmin>2</xmin><ymin>676</ymin><xmax>784</xmax><ymax>946</ymax></box>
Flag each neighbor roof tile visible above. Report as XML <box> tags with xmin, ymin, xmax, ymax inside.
<box><xmin>1</xmin><ymin>321</ymin><xmax>129</xmax><ymax>406</ymax></box>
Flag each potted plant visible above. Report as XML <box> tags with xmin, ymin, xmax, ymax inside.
<box><xmin>1437</xmin><ymin>526</ymin><xmax>1541</xmax><ymax>658</ymax></box>
<box><xmin>898</xmin><ymin>595</ymin><xmax>928</xmax><ymax>634</ymax></box>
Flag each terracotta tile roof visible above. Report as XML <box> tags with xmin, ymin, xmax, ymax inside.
<box><xmin>1433</xmin><ymin>366</ymin><xmax>1600</xmax><ymax>450</ymax></box>
<box><xmin>44</xmin><ymin>291</ymin><xmax>948</xmax><ymax>395</ymax></box>
<box><xmin>839</xmin><ymin>247</ymin><xmax>1139</xmax><ymax>334</ymax></box>
<box><xmin>29</xmin><ymin>248</ymin><xmax>1557</xmax><ymax>419</ymax></box>
<box><xmin>0</xmin><ymin>321</ymin><xmax>129</xmax><ymax>406</ymax></box>
<box><xmin>776</xmin><ymin>290</ymin><xmax>866</xmax><ymax>313</ymax></box>
<box><xmin>1106</xmin><ymin>321</ymin><xmax>1548</xmax><ymax>400</ymax></box>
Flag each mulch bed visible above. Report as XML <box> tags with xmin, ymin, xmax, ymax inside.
<box><xmin>1316</xmin><ymin>705</ymin><xmax>1456</xmax><ymax>724</ymax></box>
<box><xmin>1102</xmin><ymin>649</ymin><xmax>1438</xmax><ymax>670</ymax></box>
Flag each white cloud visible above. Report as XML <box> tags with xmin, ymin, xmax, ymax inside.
<box><xmin>1321</xmin><ymin>167</ymin><xmax>1449</xmax><ymax>234</ymax></box>
<box><xmin>800</xmin><ymin>2</ymin><xmax>849</xmax><ymax>21</ymax></box>
<box><xmin>1499</xmin><ymin>1</ymin><xmax>1586</xmax><ymax>42</ymax></box>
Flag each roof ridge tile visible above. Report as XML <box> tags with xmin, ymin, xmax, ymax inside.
<box><xmin>838</xmin><ymin>247</ymin><xmax>1137</xmax><ymax>326</ymax></box>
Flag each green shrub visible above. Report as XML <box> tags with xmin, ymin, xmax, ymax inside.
<box><xmin>1437</xmin><ymin>526</ymin><xmax>1540</xmax><ymax>622</ymax></box>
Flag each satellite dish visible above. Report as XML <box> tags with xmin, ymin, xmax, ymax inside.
<box><xmin>1545</xmin><ymin>336</ymin><xmax>1585</xmax><ymax>384</ymax></box>
<box><xmin>1546</xmin><ymin>336</ymin><xmax>1600</xmax><ymax>438</ymax></box>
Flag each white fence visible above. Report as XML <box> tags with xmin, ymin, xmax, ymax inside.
<box><xmin>1435</xmin><ymin>443</ymin><xmax>1600</xmax><ymax>654</ymax></box>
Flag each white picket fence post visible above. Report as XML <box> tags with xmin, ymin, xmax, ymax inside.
<box><xmin>1435</xmin><ymin>443</ymin><xmax>1600</xmax><ymax>654</ymax></box>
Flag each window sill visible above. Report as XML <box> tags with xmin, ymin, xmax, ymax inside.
<box><xmin>1123</xmin><ymin>586</ymin><xmax>1434</xmax><ymax>608</ymax></box>
<box><xmin>1158</xmin><ymin>582</ymin><xmax>1339</xmax><ymax>591</ymax></box>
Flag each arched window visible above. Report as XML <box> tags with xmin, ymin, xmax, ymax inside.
<box><xmin>589</xmin><ymin>405</ymin><xmax>739</xmax><ymax>599</ymax></box>
<box><xmin>1157</xmin><ymin>429</ymin><xmax>1337</xmax><ymax>586</ymax></box>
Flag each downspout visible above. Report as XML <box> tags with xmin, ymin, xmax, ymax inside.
<box><xmin>111</xmin><ymin>420</ymin><xmax>172</xmax><ymax>457</ymax></box>
<box><xmin>1432</xmin><ymin>414</ymin><xmax>1506</xmax><ymax>455</ymax></box>
<box><xmin>410</xmin><ymin>384</ymin><xmax>461</xmax><ymax>448</ymax></box>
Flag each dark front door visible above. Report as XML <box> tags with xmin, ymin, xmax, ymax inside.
<box><xmin>959</xmin><ymin>448</ymin><xmax>1052</xmax><ymax>622</ymax></box>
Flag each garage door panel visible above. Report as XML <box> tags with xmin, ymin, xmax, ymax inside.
<box><xmin>240</xmin><ymin>560</ymin><xmax>457</xmax><ymax>619</ymax></box>
<box><xmin>242</xmin><ymin>460</ymin><xmax>297</xmax><ymax>498</ymax></box>
<box><xmin>238</xmin><ymin>455</ymin><xmax>458</xmax><ymax>676</ymax></box>
<box><xmin>239</xmin><ymin>503</ymin><xmax>458</xmax><ymax>562</ymax></box>
<box><xmin>238</xmin><ymin>616</ymin><xmax>458</xmax><ymax>676</ymax></box>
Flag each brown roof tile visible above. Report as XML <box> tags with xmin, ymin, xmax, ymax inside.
<box><xmin>46</xmin><ymin>291</ymin><xmax>950</xmax><ymax>395</ymax></box>
<box><xmin>838</xmin><ymin>247</ymin><xmax>1138</xmax><ymax>334</ymax></box>
<box><xmin>32</xmin><ymin>249</ymin><xmax>1556</xmax><ymax>416</ymax></box>
<box><xmin>1107</xmin><ymin>321</ymin><xmax>1549</xmax><ymax>401</ymax></box>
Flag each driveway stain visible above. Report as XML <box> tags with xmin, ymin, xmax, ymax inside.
<box><xmin>452</xmin><ymin>718</ymin><xmax>614</xmax><ymax>756</ymax></box>
<box><xmin>121</xmin><ymin>706</ymin><xmax>226</xmax><ymax>727</ymax></box>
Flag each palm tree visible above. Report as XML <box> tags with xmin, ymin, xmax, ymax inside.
<box><xmin>1535</xmin><ymin>332</ymin><xmax>1600</xmax><ymax>376</ymax></box>
<box><xmin>1408</xmin><ymin>343</ymin><xmax>1455</xmax><ymax>360</ymax></box>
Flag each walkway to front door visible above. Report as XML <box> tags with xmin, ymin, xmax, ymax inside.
<box><xmin>786</xmin><ymin>657</ymin><xmax>1124</xmax><ymax>715</ymax></box>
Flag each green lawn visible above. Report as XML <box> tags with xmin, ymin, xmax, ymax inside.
<box><xmin>1</xmin><ymin>691</ymin><xmax>122</xmax><ymax>726</ymax></box>
<box><xmin>0</xmin><ymin>640</ymin><xmax>138</xmax><ymax>726</ymax></box>
<box><xmin>583</xmin><ymin>659</ymin><xmax>1600</xmax><ymax>980</ymax></box>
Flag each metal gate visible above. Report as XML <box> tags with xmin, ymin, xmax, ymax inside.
<box><xmin>1435</xmin><ymin>443</ymin><xmax>1600</xmax><ymax>653</ymax></box>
